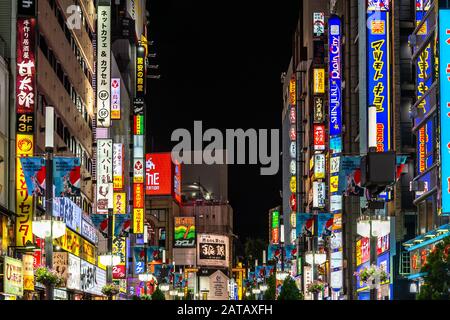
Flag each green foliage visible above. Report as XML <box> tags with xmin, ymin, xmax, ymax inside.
<box><xmin>35</xmin><ymin>266</ymin><xmax>63</xmax><ymax>287</ymax></box>
<box><xmin>151</xmin><ymin>288</ymin><xmax>166</xmax><ymax>300</ymax></box>
<box><xmin>277</xmin><ymin>276</ymin><xmax>301</xmax><ymax>300</ymax></box>
<box><xmin>307</xmin><ymin>280</ymin><xmax>325</xmax><ymax>294</ymax></box>
<box><xmin>140</xmin><ymin>294</ymin><xmax>152</xmax><ymax>300</ymax></box>
<box><xmin>417</xmin><ymin>237</ymin><xmax>450</xmax><ymax>300</ymax></box>
<box><xmin>263</xmin><ymin>273</ymin><xmax>276</xmax><ymax>300</ymax></box>
<box><xmin>101</xmin><ymin>283</ymin><xmax>120</xmax><ymax>297</ymax></box>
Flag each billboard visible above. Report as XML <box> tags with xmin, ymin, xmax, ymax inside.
<box><xmin>174</xmin><ymin>217</ymin><xmax>196</xmax><ymax>248</ymax></box>
<box><xmin>96</xmin><ymin>139</ymin><xmax>113</xmax><ymax>214</ymax></box>
<box><xmin>328</xmin><ymin>15</ymin><xmax>342</xmax><ymax>136</ymax></box>
<box><xmin>367</xmin><ymin>7</ymin><xmax>391</xmax><ymax>151</ymax></box>
<box><xmin>197</xmin><ymin>234</ymin><xmax>229</xmax><ymax>268</ymax></box>
<box><xmin>145</xmin><ymin>153</ymin><xmax>172</xmax><ymax>195</ymax></box>
<box><xmin>439</xmin><ymin>9</ymin><xmax>450</xmax><ymax>214</ymax></box>
<box><xmin>96</xmin><ymin>5</ymin><xmax>111</xmax><ymax>128</ymax></box>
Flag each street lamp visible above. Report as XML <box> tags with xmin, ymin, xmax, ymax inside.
<box><xmin>32</xmin><ymin>218</ymin><xmax>66</xmax><ymax>239</ymax></box>
<box><xmin>305</xmin><ymin>251</ymin><xmax>327</xmax><ymax>266</ymax></box>
<box><xmin>98</xmin><ymin>253</ymin><xmax>121</xmax><ymax>267</ymax></box>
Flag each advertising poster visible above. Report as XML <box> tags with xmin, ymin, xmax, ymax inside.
<box><xmin>53</xmin><ymin>252</ymin><xmax>68</xmax><ymax>287</ymax></box>
<box><xmin>338</xmin><ymin>156</ymin><xmax>364</xmax><ymax>196</ymax></box>
<box><xmin>296</xmin><ymin>213</ymin><xmax>314</xmax><ymax>237</ymax></box>
<box><xmin>4</xmin><ymin>257</ymin><xmax>23</xmax><ymax>297</ymax></box>
<box><xmin>19</xmin><ymin>157</ymin><xmax>45</xmax><ymax>196</ymax></box>
<box><xmin>174</xmin><ymin>217</ymin><xmax>196</xmax><ymax>248</ymax></box>
<box><xmin>317</xmin><ymin>213</ymin><xmax>334</xmax><ymax>238</ymax></box>
<box><xmin>53</xmin><ymin>157</ymin><xmax>81</xmax><ymax>197</ymax></box>
<box><xmin>197</xmin><ymin>234</ymin><xmax>229</xmax><ymax>268</ymax></box>
<box><xmin>113</xmin><ymin>192</ymin><xmax>126</xmax><ymax>214</ymax></box>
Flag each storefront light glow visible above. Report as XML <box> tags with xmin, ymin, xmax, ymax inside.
<box><xmin>259</xmin><ymin>284</ymin><xmax>268</xmax><ymax>291</ymax></box>
<box><xmin>159</xmin><ymin>283</ymin><xmax>170</xmax><ymax>292</ymax></box>
<box><xmin>32</xmin><ymin>219</ymin><xmax>66</xmax><ymax>239</ymax></box>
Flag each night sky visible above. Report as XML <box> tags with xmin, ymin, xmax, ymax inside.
<box><xmin>146</xmin><ymin>1</ymin><xmax>300</xmax><ymax>242</ymax></box>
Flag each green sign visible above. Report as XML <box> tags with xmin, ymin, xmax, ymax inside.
<box><xmin>272</xmin><ymin>211</ymin><xmax>279</xmax><ymax>229</ymax></box>
<box><xmin>4</xmin><ymin>257</ymin><xmax>23</xmax><ymax>297</ymax></box>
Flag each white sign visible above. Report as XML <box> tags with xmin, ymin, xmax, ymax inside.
<box><xmin>208</xmin><ymin>270</ymin><xmax>229</xmax><ymax>300</ymax></box>
<box><xmin>313</xmin><ymin>12</ymin><xmax>325</xmax><ymax>37</ymax></box>
<box><xmin>96</xmin><ymin>5</ymin><xmax>111</xmax><ymax>127</ymax></box>
<box><xmin>197</xmin><ymin>234</ymin><xmax>229</xmax><ymax>268</ymax></box>
<box><xmin>113</xmin><ymin>143</ymin><xmax>123</xmax><ymax>189</ymax></box>
<box><xmin>80</xmin><ymin>260</ymin><xmax>106</xmax><ymax>296</ymax></box>
<box><xmin>67</xmin><ymin>254</ymin><xmax>81</xmax><ymax>291</ymax></box>
<box><xmin>330</xmin><ymin>251</ymin><xmax>343</xmax><ymax>269</ymax></box>
<box><xmin>290</xmin><ymin>160</ymin><xmax>296</xmax><ymax>175</ymax></box>
<box><xmin>303</xmin><ymin>265</ymin><xmax>313</xmax><ymax>300</ymax></box>
<box><xmin>133</xmin><ymin>158</ymin><xmax>144</xmax><ymax>183</ymax></box>
<box><xmin>290</xmin><ymin>142</ymin><xmax>296</xmax><ymax>158</ymax></box>
<box><xmin>330</xmin><ymin>157</ymin><xmax>340</xmax><ymax>174</ymax></box>
<box><xmin>314</xmin><ymin>154</ymin><xmax>325</xmax><ymax>179</ymax></box>
<box><xmin>330</xmin><ymin>232</ymin><xmax>343</xmax><ymax>250</ymax></box>
<box><xmin>330</xmin><ymin>270</ymin><xmax>343</xmax><ymax>291</ymax></box>
<box><xmin>312</xmin><ymin>181</ymin><xmax>326</xmax><ymax>208</ymax></box>
<box><xmin>111</xmin><ymin>78</ymin><xmax>121</xmax><ymax>119</ymax></box>
<box><xmin>96</xmin><ymin>139</ymin><xmax>113</xmax><ymax>213</ymax></box>
<box><xmin>81</xmin><ymin>219</ymin><xmax>98</xmax><ymax>244</ymax></box>
<box><xmin>330</xmin><ymin>195</ymin><xmax>342</xmax><ymax>212</ymax></box>
<box><xmin>53</xmin><ymin>197</ymin><xmax>82</xmax><ymax>233</ymax></box>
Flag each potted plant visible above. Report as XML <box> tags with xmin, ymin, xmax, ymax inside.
<box><xmin>35</xmin><ymin>266</ymin><xmax>63</xmax><ymax>300</ymax></box>
<box><xmin>101</xmin><ymin>283</ymin><xmax>120</xmax><ymax>300</ymax></box>
<box><xmin>307</xmin><ymin>280</ymin><xmax>325</xmax><ymax>300</ymax></box>
<box><xmin>354</xmin><ymin>265</ymin><xmax>389</xmax><ymax>288</ymax></box>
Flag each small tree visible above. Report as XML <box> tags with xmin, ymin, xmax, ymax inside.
<box><xmin>151</xmin><ymin>287</ymin><xmax>166</xmax><ymax>300</ymax></box>
<box><xmin>417</xmin><ymin>237</ymin><xmax>450</xmax><ymax>300</ymax></box>
<box><xmin>263</xmin><ymin>273</ymin><xmax>276</xmax><ymax>300</ymax></box>
<box><xmin>277</xmin><ymin>276</ymin><xmax>301</xmax><ymax>300</ymax></box>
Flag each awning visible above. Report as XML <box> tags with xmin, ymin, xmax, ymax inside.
<box><xmin>402</xmin><ymin>224</ymin><xmax>450</xmax><ymax>252</ymax></box>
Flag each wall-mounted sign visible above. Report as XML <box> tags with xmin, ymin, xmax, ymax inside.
<box><xmin>145</xmin><ymin>153</ymin><xmax>173</xmax><ymax>196</ymax></box>
<box><xmin>313</xmin><ymin>181</ymin><xmax>326</xmax><ymax>208</ymax></box>
<box><xmin>290</xmin><ymin>176</ymin><xmax>297</xmax><ymax>193</ymax></box>
<box><xmin>4</xmin><ymin>257</ymin><xmax>23</xmax><ymax>297</ymax></box>
<box><xmin>290</xmin><ymin>142</ymin><xmax>296</xmax><ymax>158</ymax></box>
<box><xmin>313</xmin><ymin>124</ymin><xmax>326</xmax><ymax>150</ymax></box>
<box><xmin>113</xmin><ymin>192</ymin><xmax>126</xmax><ymax>214</ymax></box>
<box><xmin>329</xmin><ymin>15</ymin><xmax>342</xmax><ymax>136</ymax></box>
<box><xmin>313</xmin><ymin>12</ymin><xmax>325</xmax><ymax>37</ymax></box>
<box><xmin>113</xmin><ymin>143</ymin><xmax>124</xmax><ymax>190</ymax></box>
<box><xmin>290</xmin><ymin>126</ymin><xmax>297</xmax><ymax>141</ymax></box>
<box><xmin>289</xmin><ymin>76</ymin><xmax>296</xmax><ymax>105</ymax></box>
<box><xmin>313</xmin><ymin>68</ymin><xmax>325</xmax><ymax>94</ymax></box>
<box><xmin>174</xmin><ymin>217</ymin><xmax>196</xmax><ymax>248</ymax></box>
<box><xmin>96</xmin><ymin>5</ymin><xmax>111</xmax><ymax>128</ymax></box>
<box><xmin>81</xmin><ymin>261</ymin><xmax>106</xmax><ymax>295</ymax></box>
<box><xmin>133</xmin><ymin>208</ymin><xmax>144</xmax><ymax>234</ymax></box>
<box><xmin>22</xmin><ymin>254</ymin><xmax>34</xmax><ymax>291</ymax></box>
<box><xmin>112</xmin><ymin>236</ymin><xmax>126</xmax><ymax>279</ymax></box>
<box><xmin>133</xmin><ymin>183</ymin><xmax>144</xmax><ymax>208</ymax></box>
<box><xmin>314</xmin><ymin>154</ymin><xmax>325</xmax><ymax>179</ymax></box>
<box><xmin>133</xmin><ymin>158</ymin><xmax>144</xmax><ymax>183</ymax></box>
<box><xmin>197</xmin><ymin>234</ymin><xmax>229</xmax><ymax>268</ymax></box>
<box><xmin>330</xmin><ymin>156</ymin><xmax>340</xmax><ymax>174</ymax></box>
<box><xmin>313</xmin><ymin>97</ymin><xmax>324</xmax><ymax>123</ymax></box>
<box><xmin>53</xmin><ymin>252</ymin><xmax>68</xmax><ymax>287</ymax></box>
<box><xmin>136</xmin><ymin>45</ymin><xmax>146</xmax><ymax>97</ymax></box>
<box><xmin>330</xmin><ymin>195</ymin><xmax>342</xmax><ymax>213</ymax></box>
<box><xmin>96</xmin><ymin>139</ymin><xmax>113</xmax><ymax>213</ymax></box>
<box><xmin>81</xmin><ymin>219</ymin><xmax>98</xmax><ymax>244</ymax></box>
<box><xmin>290</xmin><ymin>160</ymin><xmax>296</xmax><ymax>176</ymax></box>
<box><xmin>18</xmin><ymin>0</ymin><xmax>36</xmax><ymax>17</ymax></box>
<box><xmin>53</xmin><ymin>197</ymin><xmax>82</xmax><ymax>233</ymax></box>
<box><xmin>111</xmin><ymin>78</ymin><xmax>121</xmax><ymax>119</ymax></box>
<box><xmin>67</xmin><ymin>254</ymin><xmax>81</xmax><ymax>291</ymax></box>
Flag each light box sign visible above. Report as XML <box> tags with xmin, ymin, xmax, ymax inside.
<box><xmin>173</xmin><ymin>161</ymin><xmax>182</xmax><ymax>204</ymax></box>
<box><xmin>197</xmin><ymin>234</ymin><xmax>229</xmax><ymax>268</ymax></box>
<box><xmin>133</xmin><ymin>158</ymin><xmax>144</xmax><ymax>183</ymax></box>
<box><xmin>111</xmin><ymin>78</ymin><xmax>121</xmax><ymax>119</ymax></box>
<box><xmin>313</xmin><ymin>68</ymin><xmax>325</xmax><ymax>94</ymax></box>
<box><xmin>96</xmin><ymin>139</ymin><xmax>113</xmax><ymax>214</ymax></box>
<box><xmin>113</xmin><ymin>192</ymin><xmax>126</xmax><ymax>214</ymax></box>
<box><xmin>313</xmin><ymin>181</ymin><xmax>326</xmax><ymax>209</ymax></box>
<box><xmin>4</xmin><ymin>257</ymin><xmax>23</xmax><ymax>297</ymax></box>
<box><xmin>313</xmin><ymin>12</ymin><xmax>325</xmax><ymax>37</ymax></box>
<box><xmin>314</xmin><ymin>154</ymin><xmax>325</xmax><ymax>179</ymax></box>
<box><xmin>67</xmin><ymin>254</ymin><xmax>81</xmax><ymax>291</ymax></box>
<box><xmin>113</xmin><ymin>143</ymin><xmax>124</xmax><ymax>190</ymax></box>
<box><xmin>81</xmin><ymin>261</ymin><xmax>106</xmax><ymax>295</ymax></box>
<box><xmin>174</xmin><ymin>217</ymin><xmax>196</xmax><ymax>248</ymax></box>
<box><xmin>439</xmin><ymin>8</ymin><xmax>450</xmax><ymax>215</ymax></box>
<box><xmin>136</xmin><ymin>45</ymin><xmax>146</xmax><ymax>97</ymax></box>
<box><xmin>313</xmin><ymin>124</ymin><xmax>326</xmax><ymax>150</ymax></box>
<box><xmin>329</xmin><ymin>15</ymin><xmax>342</xmax><ymax>136</ymax></box>
<box><xmin>81</xmin><ymin>219</ymin><xmax>98</xmax><ymax>244</ymax></box>
<box><xmin>53</xmin><ymin>197</ymin><xmax>82</xmax><ymax>233</ymax></box>
<box><xmin>96</xmin><ymin>5</ymin><xmax>111</xmax><ymax>128</ymax></box>
<box><xmin>314</xmin><ymin>97</ymin><xmax>324</xmax><ymax>123</ymax></box>
<box><xmin>145</xmin><ymin>153</ymin><xmax>173</xmax><ymax>196</ymax></box>
<box><xmin>133</xmin><ymin>183</ymin><xmax>144</xmax><ymax>208</ymax></box>
<box><xmin>112</xmin><ymin>236</ymin><xmax>126</xmax><ymax>279</ymax></box>
<box><xmin>367</xmin><ymin>7</ymin><xmax>391</xmax><ymax>152</ymax></box>
<box><xmin>133</xmin><ymin>208</ymin><xmax>144</xmax><ymax>234</ymax></box>
<box><xmin>289</xmin><ymin>76</ymin><xmax>296</xmax><ymax>105</ymax></box>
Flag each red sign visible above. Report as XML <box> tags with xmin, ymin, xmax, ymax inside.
<box><xmin>16</xmin><ymin>18</ymin><xmax>36</xmax><ymax>114</ymax></box>
<box><xmin>360</xmin><ymin>237</ymin><xmax>370</xmax><ymax>264</ymax></box>
<box><xmin>313</xmin><ymin>124</ymin><xmax>326</xmax><ymax>150</ymax></box>
<box><xmin>290</xmin><ymin>126</ymin><xmax>297</xmax><ymax>141</ymax></box>
<box><xmin>173</xmin><ymin>161</ymin><xmax>182</xmax><ymax>204</ymax></box>
<box><xmin>289</xmin><ymin>194</ymin><xmax>297</xmax><ymax>211</ymax></box>
<box><xmin>290</xmin><ymin>107</ymin><xmax>296</xmax><ymax>124</ymax></box>
<box><xmin>272</xmin><ymin>228</ymin><xmax>279</xmax><ymax>244</ymax></box>
<box><xmin>377</xmin><ymin>234</ymin><xmax>390</xmax><ymax>256</ymax></box>
<box><xmin>112</xmin><ymin>265</ymin><xmax>126</xmax><ymax>279</ymax></box>
<box><xmin>145</xmin><ymin>153</ymin><xmax>173</xmax><ymax>196</ymax></box>
<box><xmin>134</xmin><ymin>183</ymin><xmax>144</xmax><ymax>208</ymax></box>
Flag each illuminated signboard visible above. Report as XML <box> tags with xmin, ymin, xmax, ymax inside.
<box><xmin>145</xmin><ymin>153</ymin><xmax>173</xmax><ymax>196</ymax></box>
<box><xmin>289</xmin><ymin>76</ymin><xmax>296</xmax><ymax>105</ymax></box>
<box><xmin>113</xmin><ymin>192</ymin><xmax>126</xmax><ymax>214</ymax></box>
<box><xmin>133</xmin><ymin>158</ymin><xmax>144</xmax><ymax>183</ymax></box>
<box><xmin>112</xmin><ymin>236</ymin><xmax>126</xmax><ymax>279</ymax></box>
<box><xmin>174</xmin><ymin>217</ymin><xmax>196</xmax><ymax>248</ymax></box>
<box><xmin>197</xmin><ymin>234</ymin><xmax>229</xmax><ymax>268</ymax></box>
<box><xmin>328</xmin><ymin>15</ymin><xmax>342</xmax><ymax>136</ymax></box>
<box><xmin>356</xmin><ymin>237</ymin><xmax>370</xmax><ymax>266</ymax></box>
<box><xmin>313</xmin><ymin>97</ymin><xmax>324</xmax><ymax>123</ymax></box>
<box><xmin>314</xmin><ymin>154</ymin><xmax>325</xmax><ymax>179</ymax></box>
<box><xmin>136</xmin><ymin>45</ymin><xmax>145</xmax><ymax>97</ymax></box>
<box><xmin>313</xmin><ymin>68</ymin><xmax>325</xmax><ymax>94</ymax></box>
<box><xmin>272</xmin><ymin>210</ymin><xmax>279</xmax><ymax>244</ymax></box>
<box><xmin>312</xmin><ymin>181</ymin><xmax>326</xmax><ymax>209</ymax></box>
<box><xmin>96</xmin><ymin>139</ymin><xmax>113</xmax><ymax>214</ymax></box>
<box><xmin>113</xmin><ymin>143</ymin><xmax>124</xmax><ymax>190</ymax></box>
<box><xmin>96</xmin><ymin>5</ymin><xmax>111</xmax><ymax>128</ymax></box>
<box><xmin>173</xmin><ymin>161</ymin><xmax>182</xmax><ymax>204</ymax></box>
<box><xmin>439</xmin><ymin>8</ymin><xmax>450</xmax><ymax>215</ymax></box>
<box><xmin>313</xmin><ymin>12</ymin><xmax>325</xmax><ymax>37</ymax></box>
<box><xmin>133</xmin><ymin>208</ymin><xmax>144</xmax><ymax>234</ymax></box>
<box><xmin>111</xmin><ymin>78</ymin><xmax>121</xmax><ymax>119</ymax></box>
<box><xmin>133</xmin><ymin>183</ymin><xmax>144</xmax><ymax>208</ymax></box>
<box><xmin>313</xmin><ymin>124</ymin><xmax>326</xmax><ymax>150</ymax></box>
<box><xmin>367</xmin><ymin>6</ymin><xmax>391</xmax><ymax>152</ymax></box>
<box><xmin>4</xmin><ymin>257</ymin><xmax>23</xmax><ymax>297</ymax></box>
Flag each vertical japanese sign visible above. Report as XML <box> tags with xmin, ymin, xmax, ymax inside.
<box><xmin>313</xmin><ymin>68</ymin><xmax>325</xmax><ymax>94</ymax></box>
<box><xmin>15</xmin><ymin>17</ymin><xmax>36</xmax><ymax>247</ymax></box>
<box><xmin>329</xmin><ymin>15</ymin><xmax>342</xmax><ymax>137</ymax></box>
<box><xmin>367</xmin><ymin>3</ymin><xmax>391</xmax><ymax>152</ymax></box>
<box><xmin>111</xmin><ymin>78</ymin><xmax>121</xmax><ymax>119</ymax></box>
<box><xmin>439</xmin><ymin>8</ymin><xmax>450</xmax><ymax>215</ymax></box>
<box><xmin>113</xmin><ymin>192</ymin><xmax>126</xmax><ymax>214</ymax></box>
<box><xmin>289</xmin><ymin>75</ymin><xmax>297</xmax><ymax>244</ymax></box>
<box><xmin>136</xmin><ymin>45</ymin><xmax>146</xmax><ymax>97</ymax></box>
<box><xmin>271</xmin><ymin>210</ymin><xmax>279</xmax><ymax>244</ymax></box>
<box><xmin>96</xmin><ymin>139</ymin><xmax>113</xmax><ymax>214</ymax></box>
<box><xmin>313</xmin><ymin>12</ymin><xmax>325</xmax><ymax>38</ymax></box>
<box><xmin>113</xmin><ymin>143</ymin><xmax>124</xmax><ymax>190</ymax></box>
<box><xmin>22</xmin><ymin>254</ymin><xmax>34</xmax><ymax>291</ymax></box>
<box><xmin>313</xmin><ymin>124</ymin><xmax>326</xmax><ymax>150</ymax></box>
<box><xmin>96</xmin><ymin>5</ymin><xmax>111</xmax><ymax>128</ymax></box>
<box><xmin>4</xmin><ymin>257</ymin><xmax>23</xmax><ymax>297</ymax></box>
<box><xmin>112</xmin><ymin>234</ymin><xmax>126</xmax><ymax>279</ymax></box>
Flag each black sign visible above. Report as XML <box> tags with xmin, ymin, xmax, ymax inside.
<box><xmin>313</xmin><ymin>96</ymin><xmax>324</xmax><ymax>123</ymax></box>
<box><xmin>133</xmin><ymin>98</ymin><xmax>145</xmax><ymax>115</ymax></box>
<box><xmin>136</xmin><ymin>45</ymin><xmax>146</xmax><ymax>97</ymax></box>
<box><xmin>18</xmin><ymin>0</ymin><xmax>36</xmax><ymax>17</ymax></box>
<box><xmin>16</xmin><ymin>113</ymin><xmax>34</xmax><ymax>133</ymax></box>
<box><xmin>199</xmin><ymin>243</ymin><xmax>226</xmax><ymax>261</ymax></box>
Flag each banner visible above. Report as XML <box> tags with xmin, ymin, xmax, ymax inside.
<box><xmin>19</xmin><ymin>157</ymin><xmax>45</xmax><ymax>196</ymax></box>
<box><xmin>317</xmin><ymin>214</ymin><xmax>334</xmax><ymax>238</ymax></box>
<box><xmin>90</xmin><ymin>214</ymin><xmax>109</xmax><ymax>236</ymax></box>
<box><xmin>337</xmin><ymin>156</ymin><xmax>364</xmax><ymax>196</ymax></box>
<box><xmin>53</xmin><ymin>157</ymin><xmax>81</xmax><ymax>197</ymax></box>
<box><xmin>267</xmin><ymin>244</ymin><xmax>281</xmax><ymax>261</ymax></box>
<box><xmin>296</xmin><ymin>213</ymin><xmax>314</xmax><ymax>237</ymax></box>
<box><xmin>114</xmin><ymin>213</ymin><xmax>131</xmax><ymax>236</ymax></box>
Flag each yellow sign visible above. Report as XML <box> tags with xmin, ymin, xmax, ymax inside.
<box><xmin>133</xmin><ymin>208</ymin><xmax>144</xmax><ymax>234</ymax></box>
<box><xmin>16</xmin><ymin>134</ymin><xmax>34</xmax><ymax>246</ymax></box>
<box><xmin>289</xmin><ymin>77</ymin><xmax>296</xmax><ymax>105</ymax></box>
<box><xmin>313</xmin><ymin>68</ymin><xmax>325</xmax><ymax>94</ymax></box>
<box><xmin>54</xmin><ymin>228</ymin><xmax>81</xmax><ymax>257</ymax></box>
<box><xmin>356</xmin><ymin>239</ymin><xmax>362</xmax><ymax>266</ymax></box>
<box><xmin>330</xmin><ymin>175</ymin><xmax>339</xmax><ymax>193</ymax></box>
<box><xmin>290</xmin><ymin>176</ymin><xmax>296</xmax><ymax>193</ymax></box>
<box><xmin>113</xmin><ymin>192</ymin><xmax>126</xmax><ymax>214</ymax></box>
<box><xmin>22</xmin><ymin>254</ymin><xmax>34</xmax><ymax>291</ymax></box>
<box><xmin>332</xmin><ymin>213</ymin><xmax>342</xmax><ymax>230</ymax></box>
<box><xmin>81</xmin><ymin>239</ymin><xmax>96</xmax><ymax>264</ymax></box>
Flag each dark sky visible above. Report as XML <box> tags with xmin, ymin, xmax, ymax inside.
<box><xmin>146</xmin><ymin>1</ymin><xmax>300</xmax><ymax>242</ymax></box>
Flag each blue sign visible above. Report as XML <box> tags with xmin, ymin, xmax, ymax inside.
<box><xmin>377</xmin><ymin>252</ymin><xmax>390</xmax><ymax>285</ymax></box>
<box><xmin>19</xmin><ymin>157</ymin><xmax>46</xmax><ymax>196</ymax></box>
<box><xmin>367</xmin><ymin>10</ymin><xmax>390</xmax><ymax>151</ymax></box>
<box><xmin>317</xmin><ymin>213</ymin><xmax>334</xmax><ymax>238</ymax></box>
<box><xmin>53</xmin><ymin>157</ymin><xmax>81</xmax><ymax>197</ymax></box>
<box><xmin>328</xmin><ymin>15</ymin><xmax>342</xmax><ymax>136</ymax></box>
<box><xmin>439</xmin><ymin>9</ymin><xmax>450</xmax><ymax>215</ymax></box>
<box><xmin>296</xmin><ymin>213</ymin><xmax>314</xmax><ymax>237</ymax></box>
<box><xmin>329</xmin><ymin>136</ymin><xmax>342</xmax><ymax>153</ymax></box>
